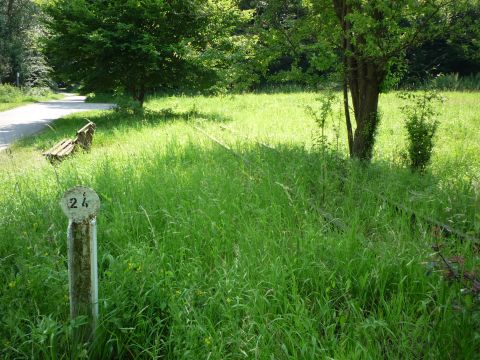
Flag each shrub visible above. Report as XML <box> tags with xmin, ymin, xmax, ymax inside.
<box><xmin>400</xmin><ymin>91</ymin><xmax>442</xmax><ymax>172</ymax></box>
<box><xmin>306</xmin><ymin>92</ymin><xmax>337</xmax><ymax>151</ymax></box>
<box><xmin>24</xmin><ymin>87</ymin><xmax>53</xmax><ymax>98</ymax></box>
<box><xmin>0</xmin><ymin>84</ymin><xmax>23</xmax><ymax>103</ymax></box>
<box><xmin>0</xmin><ymin>84</ymin><xmax>54</xmax><ymax>104</ymax></box>
<box><xmin>113</xmin><ymin>96</ymin><xmax>144</xmax><ymax>116</ymax></box>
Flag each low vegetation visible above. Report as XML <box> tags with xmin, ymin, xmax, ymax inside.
<box><xmin>400</xmin><ymin>91</ymin><xmax>442</xmax><ymax>172</ymax></box>
<box><xmin>431</xmin><ymin>73</ymin><xmax>480</xmax><ymax>91</ymax></box>
<box><xmin>1</xmin><ymin>91</ymin><xmax>478</xmax><ymax>358</ymax></box>
<box><xmin>0</xmin><ymin>84</ymin><xmax>62</xmax><ymax>112</ymax></box>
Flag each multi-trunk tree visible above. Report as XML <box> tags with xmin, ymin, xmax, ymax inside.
<box><xmin>245</xmin><ymin>0</ymin><xmax>471</xmax><ymax>161</ymax></box>
<box><xmin>312</xmin><ymin>0</ymin><xmax>472</xmax><ymax>160</ymax></box>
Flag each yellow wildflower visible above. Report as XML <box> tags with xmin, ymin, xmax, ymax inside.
<box><xmin>204</xmin><ymin>336</ymin><xmax>212</xmax><ymax>346</ymax></box>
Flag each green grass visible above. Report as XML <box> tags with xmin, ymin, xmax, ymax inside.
<box><xmin>1</xmin><ymin>91</ymin><xmax>479</xmax><ymax>358</ymax></box>
<box><xmin>0</xmin><ymin>84</ymin><xmax>63</xmax><ymax>111</ymax></box>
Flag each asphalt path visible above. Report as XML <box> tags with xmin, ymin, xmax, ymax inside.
<box><xmin>0</xmin><ymin>94</ymin><xmax>113</xmax><ymax>151</ymax></box>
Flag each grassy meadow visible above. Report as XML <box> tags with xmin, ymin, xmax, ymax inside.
<box><xmin>0</xmin><ymin>91</ymin><xmax>479</xmax><ymax>358</ymax></box>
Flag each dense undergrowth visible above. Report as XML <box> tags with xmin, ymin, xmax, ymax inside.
<box><xmin>0</xmin><ymin>84</ymin><xmax>62</xmax><ymax>112</ymax></box>
<box><xmin>0</xmin><ymin>91</ymin><xmax>478</xmax><ymax>358</ymax></box>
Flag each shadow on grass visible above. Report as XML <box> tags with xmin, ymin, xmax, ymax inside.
<box><xmin>15</xmin><ymin>107</ymin><xmax>233</xmax><ymax>151</ymax></box>
<box><xmin>195</xmin><ymin>142</ymin><xmax>479</xmax><ymax>240</ymax></box>
<box><xmin>8</xmin><ymin>101</ymin><xmax>478</xmax><ymax>240</ymax></box>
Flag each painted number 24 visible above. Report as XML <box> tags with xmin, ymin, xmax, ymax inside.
<box><xmin>69</xmin><ymin>193</ymin><xmax>89</xmax><ymax>209</ymax></box>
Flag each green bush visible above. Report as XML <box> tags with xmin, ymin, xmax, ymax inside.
<box><xmin>400</xmin><ymin>91</ymin><xmax>442</xmax><ymax>172</ymax></box>
<box><xmin>24</xmin><ymin>87</ymin><xmax>54</xmax><ymax>99</ymax></box>
<box><xmin>0</xmin><ymin>84</ymin><xmax>23</xmax><ymax>103</ymax></box>
<box><xmin>0</xmin><ymin>84</ymin><xmax>55</xmax><ymax>104</ymax></box>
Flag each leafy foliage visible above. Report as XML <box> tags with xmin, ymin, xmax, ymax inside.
<box><xmin>401</xmin><ymin>91</ymin><xmax>442</xmax><ymax>172</ymax></box>
<box><xmin>229</xmin><ymin>1</ymin><xmax>480</xmax><ymax>92</ymax></box>
<box><xmin>404</xmin><ymin>2</ymin><xmax>480</xmax><ymax>84</ymax></box>
<box><xmin>44</xmin><ymin>0</ymin><xmax>250</xmax><ymax>105</ymax></box>
<box><xmin>306</xmin><ymin>92</ymin><xmax>337</xmax><ymax>150</ymax></box>
<box><xmin>241</xmin><ymin>0</ymin><xmax>338</xmax><ymax>88</ymax></box>
<box><xmin>0</xmin><ymin>0</ymin><xmax>52</xmax><ymax>86</ymax></box>
<box><xmin>0</xmin><ymin>83</ymin><xmax>59</xmax><ymax>111</ymax></box>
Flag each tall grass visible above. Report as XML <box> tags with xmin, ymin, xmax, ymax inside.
<box><xmin>0</xmin><ymin>91</ymin><xmax>479</xmax><ymax>358</ymax></box>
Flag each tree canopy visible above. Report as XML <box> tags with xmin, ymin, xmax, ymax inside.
<box><xmin>44</xmin><ymin>0</ymin><xmax>250</xmax><ymax>105</ymax></box>
<box><xmin>301</xmin><ymin>0</ymin><xmax>475</xmax><ymax>160</ymax></box>
<box><xmin>0</xmin><ymin>0</ymin><xmax>51</xmax><ymax>86</ymax></box>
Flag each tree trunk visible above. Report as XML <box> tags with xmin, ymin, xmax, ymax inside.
<box><xmin>6</xmin><ymin>0</ymin><xmax>14</xmax><ymax>28</ymax></box>
<box><xmin>340</xmin><ymin>0</ymin><xmax>353</xmax><ymax>157</ymax></box>
<box><xmin>130</xmin><ymin>83</ymin><xmax>137</xmax><ymax>100</ymax></box>
<box><xmin>130</xmin><ymin>83</ymin><xmax>145</xmax><ymax>107</ymax></box>
<box><xmin>348</xmin><ymin>59</ymin><xmax>382</xmax><ymax>161</ymax></box>
<box><xmin>138</xmin><ymin>84</ymin><xmax>145</xmax><ymax>107</ymax></box>
<box><xmin>334</xmin><ymin>0</ymin><xmax>385</xmax><ymax>162</ymax></box>
<box><xmin>342</xmin><ymin>76</ymin><xmax>354</xmax><ymax>158</ymax></box>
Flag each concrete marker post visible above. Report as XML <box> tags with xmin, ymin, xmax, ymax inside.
<box><xmin>60</xmin><ymin>186</ymin><xmax>100</xmax><ymax>342</ymax></box>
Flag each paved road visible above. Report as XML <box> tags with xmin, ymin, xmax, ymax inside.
<box><xmin>0</xmin><ymin>94</ymin><xmax>113</xmax><ymax>151</ymax></box>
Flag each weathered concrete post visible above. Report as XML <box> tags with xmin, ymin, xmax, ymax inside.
<box><xmin>60</xmin><ymin>186</ymin><xmax>100</xmax><ymax>342</ymax></box>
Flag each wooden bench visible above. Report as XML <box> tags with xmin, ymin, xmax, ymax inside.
<box><xmin>75</xmin><ymin>121</ymin><xmax>96</xmax><ymax>150</ymax></box>
<box><xmin>43</xmin><ymin>122</ymin><xmax>96</xmax><ymax>163</ymax></box>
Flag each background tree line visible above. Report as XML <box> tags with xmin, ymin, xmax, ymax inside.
<box><xmin>0</xmin><ymin>0</ymin><xmax>52</xmax><ymax>86</ymax></box>
<box><xmin>2</xmin><ymin>0</ymin><xmax>478</xmax><ymax>91</ymax></box>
